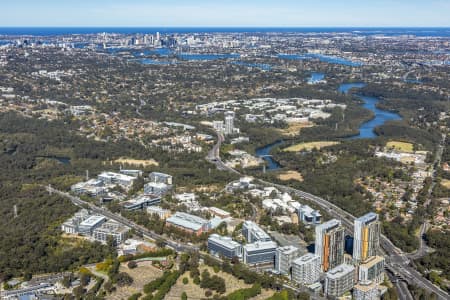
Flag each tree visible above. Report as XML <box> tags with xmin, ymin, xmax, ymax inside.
<box><xmin>80</xmin><ymin>273</ymin><xmax>91</xmax><ymax>287</ymax></box>
<box><xmin>181</xmin><ymin>292</ymin><xmax>188</xmax><ymax>300</ymax></box>
<box><xmin>182</xmin><ymin>277</ymin><xmax>189</xmax><ymax>285</ymax></box>
<box><xmin>128</xmin><ymin>261</ymin><xmax>138</xmax><ymax>269</ymax></box>
<box><xmin>115</xmin><ymin>272</ymin><xmax>134</xmax><ymax>286</ymax></box>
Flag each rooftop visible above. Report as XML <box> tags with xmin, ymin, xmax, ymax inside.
<box><xmin>208</xmin><ymin>234</ymin><xmax>241</xmax><ymax>249</ymax></box>
<box><xmin>356</xmin><ymin>212</ymin><xmax>378</xmax><ymax>224</ymax></box>
<box><xmin>293</xmin><ymin>253</ymin><xmax>319</xmax><ymax>265</ymax></box>
<box><xmin>80</xmin><ymin>215</ymin><xmax>106</xmax><ymax>227</ymax></box>
<box><xmin>244</xmin><ymin>241</ymin><xmax>277</xmax><ymax>252</ymax></box>
<box><xmin>326</xmin><ymin>264</ymin><xmax>355</xmax><ymax>279</ymax></box>
<box><xmin>166</xmin><ymin>212</ymin><xmax>208</xmax><ymax>231</ymax></box>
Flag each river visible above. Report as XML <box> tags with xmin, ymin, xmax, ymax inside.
<box><xmin>256</xmin><ymin>82</ymin><xmax>402</xmax><ymax>170</ymax></box>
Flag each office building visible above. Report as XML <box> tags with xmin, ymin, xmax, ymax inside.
<box><xmin>275</xmin><ymin>246</ymin><xmax>301</xmax><ymax>276</ymax></box>
<box><xmin>291</xmin><ymin>253</ymin><xmax>321</xmax><ymax>285</ymax></box>
<box><xmin>224</xmin><ymin>111</ymin><xmax>235</xmax><ymax>135</ymax></box>
<box><xmin>208</xmin><ymin>207</ymin><xmax>231</xmax><ymax>219</ymax></box>
<box><xmin>144</xmin><ymin>182</ymin><xmax>171</xmax><ymax>196</ymax></box>
<box><xmin>358</xmin><ymin>256</ymin><xmax>385</xmax><ymax>284</ymax></box>
<box><xmin>120</xmin><ymin>169</ymin><xmax>143</xmax><ymax>178</ymax></box>
<box><xmin>298</xmin><ymin>205</ymin><xmax>322</xmax><ymax>225</ymax></box>
<box><xmin>353</xmin><ymin>212</ymin><xmax>380</xmax><ymax>262</ymax></box>
<box><xmin>324</xmin><ymin>264</ymin><xmax>355</xmax><ymax>297</ymax></box>
<box><xmin>146</xmin><ymin>206</ymin><xmax>171</xmax><ymax>220</ymax></box>
<box><xmin>61</xmin><ymin>209</ymin><xmax>90</xmax><ymax>234</ymax></box>
<box><xmin>149</xmin><ymin>172</ymin><xmax>173</xmax><ymax>185</ymax></box>
<box><xmin>315</xmin><ymin>219</ymin><xmax>345</xmax><ymax>271</ymax></box>
<box><xmin>166</xmin><ymin>212</ymin><xmax>210</xmax><ymax>236</ymax></box>
<box><xmin>208</xmin><ymin>234</ymin><xmax>242</xmax><ymax>259</ymax></box>
<box><xmin>242</xmin><ymin>221</ymin><xmax>271</xmax><ymax>243</ymax></box>
<box><xmin>93</xmin><ymin>220</ymin><xmax>129</xmax><ymax>245</ymax></box>
<box><xmin>97</xmin><ymin>172</ymin><xmax>136</xmax><ymax>188</ymax></box>
<box><xmin>122</xmin><ymin>195</ymin><xmax>161</xmax><ymax>210</ymax></box>
<box><xmin>243</xmin><ymin>241</ymin><xmax>277</xmax><ymax>267</ymax></box>
<box><xmin>213</xmin><ymin>120</ymin><xmax>224</xmax><ymax>133</ymax></box>
<box><xmin>353</xmin><ymin>281</ymin><xmax>380</xmax><ymax>300</ymax></box>
<box><xmin>78</xmin><ymin>215</ymin><xmax>107</xmax><ymax>235</ymax></box>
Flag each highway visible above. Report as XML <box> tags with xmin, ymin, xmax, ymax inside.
<box><xmin>207</xmin><ymin>131</ymin><xmax>449</xmax><ymax>300</ymax></box>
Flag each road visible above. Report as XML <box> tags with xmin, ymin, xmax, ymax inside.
<box><xmin>408</xmin><ymin>133</ymin><xmax>445</xmax><ymax>261</ymax></box>
<box><xmin>207</xmin><ymin>131</ymin><xmax>449</xmax><ymax>300</ymax></box>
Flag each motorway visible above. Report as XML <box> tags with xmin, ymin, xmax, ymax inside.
<box><xmin>207</xmin><ymin>132</ymin><xmax>449</xmax><ymax>300</ymax></box>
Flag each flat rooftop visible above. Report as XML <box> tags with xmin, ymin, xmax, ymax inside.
<box><xmin>208</xmin><ymin>234</ymin><xmax>241</xmax><ymax>249</ymax></box>
<box><xmin>244</xmin><ymin>241</ymin><xmax>277</xmax><ymax>252</ymax></box>
<box><xmin>80</xmin><ymin>215</ymin><xmax>106</xmax><ymax>227</ymax></box>
<box><xmin>326</xmin><ymin>264</ymin><xmax>355</xmax><ymax>279</ymax></box>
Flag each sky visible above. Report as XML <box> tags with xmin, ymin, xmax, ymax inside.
<box><xmin>1</xmin><ymin>0</ymin><xmax>450</xmax><ymax>27</ymax></box>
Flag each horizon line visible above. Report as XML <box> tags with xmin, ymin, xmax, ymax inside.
<box><xmin>1</xmin><ymin>26</ymin><xmax>450</xmax><ymax>29</ymax></box>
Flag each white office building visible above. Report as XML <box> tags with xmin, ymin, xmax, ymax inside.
<box><xmin>92</xmin><ymin>220</ymin><xmax>129</xmax><ymax>245</ymax></box>
<box><xmin>324</xmin><ymin>264</ymin><xmax>355</xmax><ymax>297</ymax></box>
<box><xmin>291</xmin><ymin>253</ymin><xmax>321</xmax><ymax>285</ymax></box>
<box><xmin>275</xmin><ymin>246</ymin><xmax>302</xmax><ymax>276</ymax></box>
<box><xmin>146</xmin><ymin>206</ymin><xmax>171</xmax><ymax>220</ymax></box>
<box><xmin>224</xmin><ymin>111</ymin><xmax>235</xmax><ymax>135</ymax></box>
<box><xmin>208</xmin><ymin>234</ymin><xmax>242</xmax><ymax>259</ymax></box>
<box><xmin>242</xmin><ymin>221</ymin><xmax>271</xmax><ymax>243</ymax></box>
<box><xmin>78</xmin><ymin>215</ymin><xmax>107</xmax><ymax>235</ymax></box>
<box><xmin>297</xmin><ymin>205</ymin><xmax>321</xmax><ymax>225</ymax></box>
<box><xmin>243</xmin><ymin>241</ymin><xmax>277</xmax><ymax>267</ymax></box>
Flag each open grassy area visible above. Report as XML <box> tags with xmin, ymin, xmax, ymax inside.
<box><xmin>113</xmin><ymin>157</ymin><xmax>159</xmax><ymax>167</ymax></box>
<box><xmin>277</xmin><ymin>170</ymin><xmax>304</xmax><ymax>182</ymax></box>
<box><xmin>386</xmin><ymin>141</ymin><xmax>414</xmax><ymax>153</ymax></box>
<box><xmin>278</xmin><ymin>122</ymin><xmax>314</xmax><ymax>137</ymax></box>
<box><xmin>165</xmin><ymin>265</ymin><xmax>253</xmax><ymax>300</ymax></box>
<box><xmin>283</xmin><ymin>141</ymin><xmax>339</xmax><ymax>152</ymax></box>
<box><xmin>107</xmin><ymin>261</ymin><xmax>163</xmax><ymax>300</ymax></box>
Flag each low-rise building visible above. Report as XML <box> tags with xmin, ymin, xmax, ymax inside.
<box><xmin>98</xmin><ymin>172</ymin><xmax>136</xmax><ymax>188</ymax></box>
<box><xmin>147</xmin><ymin>206</ymin><xmax>171</xmax><ymax>220</ymax></box>
<box><xmin>144</xmin><ymin>182</ymin><xmax>171</xmax><ymax>195</ymax></box>
<box><xmin>242</xmin><ymin>220</ymin><xmax>271</xmax><ymax>243</ymax></box>
<box><xmin>292</xmin><ymin>253</ymin><xmax>321</xmax><ymax>285</ymax></box>
<box><xmin>166</xmin><ymin>212</ymin><xmax>210</xmax><ymax>236</ymax></box>
<box><xmin>208</xmin><ymin>207</ymin><xmax>231</xmax><ymax>219</ymax></box>
<box><xmin>122</xmin><ymin>195</ymin><xmax>161</xmax><ymax>210</ymax></box>
<box><xmin>208</xmin><ymin>234</ymin><xmax>242</xmax><ymax>259</ymax></box>
<box><xmin>149</xmin><ymin>172</ymin><xmax>173</xmax><ymax>185</ymax></box>
<box><xmin>298</xmin><ymin>205</ymin><xmax>321</xmax><ymax>225</ymax></box>
<box><xmin>324</xmin><ymin>264</ymin><xmax>355</xmax><ymax>298</ymax></box>
<box><xmin>275</xmin><ymin>245</ymin><xmax>301</xmax><ymax>276</ymax></box>
<box><xmin>92</xmin><ymin>220</ymin><xmax>129</xmax><ymax>245</ymax></box>
<box><xmin>78</xmin><ymin>215</ymin><xmax>107</xmax><ymax>235</ymax></box>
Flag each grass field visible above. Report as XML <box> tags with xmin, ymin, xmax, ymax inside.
<box><xmin>283</xmin><ymin>141</ymin><xmax>339</xmax><ymax>152</ymax></box>
<box><xmin>278</xmin><ymin>122</ymin><xmax>314</xmax><ymax>137</ymax></box>
<box><xmin>107</xmin><ymin>261</ymin><xmax>163</xmax><ymax>300</ymax></box>
<box><xmin>113</xmin><ymin>157</ymin><xmax>159</xmax><ymax>167</ymax></box>
<box><xmin>441</xmin><ymin>179</ymin><xmax>450</xmax><ymax>189</ymax></box>
<box><xmin>277</xmin><ymin>170</ymin><xmax>304</xmax><ymax>182</ymax></box>
<box><xmin>165</xmin><ymin>265</ymin><xmax>252</xmax><ymax>300</ymax></box>
<box><xmin>386</xmin><ymin>141</ymin><xmax>414</xmax><ymax>153</ymax></box>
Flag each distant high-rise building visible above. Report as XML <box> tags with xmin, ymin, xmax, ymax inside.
<box><xmin>324</xmin><ymin>264</ymin><xmax>355</xmax><ymax>297</ymax></box>
<box><xmin>315</xmin><ymin>219</ymin><xmax>345</xmax><ymax>272</ymax></box>
<box><xmin>291</xmin><ymin>253</ymin><xmax>321</xmax><ymax>285</ymax></box>
<box><xmin>275</xmin><ymin>246</ymin><xmax>301</xmax><ymax>277</ymax></box>
<box><xmin>224</xmin><ymin>111</ymin><xmax>235</xmax><ymax>135</ymax></box>
<box><xmin>353</xmin><ymin>212</ymin><xmax>380</xmax><ymax>262</ymax></box>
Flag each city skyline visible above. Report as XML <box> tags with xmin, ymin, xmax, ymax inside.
<box><xmin>1</xmin><ymin>0</ymin><xmax>450</xmax><ymax>27</ymax></box>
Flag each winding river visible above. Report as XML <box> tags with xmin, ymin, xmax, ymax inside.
<box><xmin>256</xmin><ymin>82</ymin><xmax>403</xmax><ymax>170</ymax></box>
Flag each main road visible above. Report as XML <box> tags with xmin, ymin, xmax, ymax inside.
<box><xmin>207</xmin><ymin>132</ymin><xmax>449</xmax><ymax>300</ymax></box>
